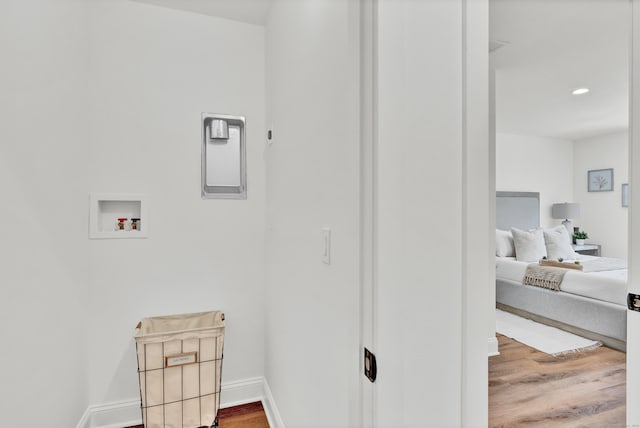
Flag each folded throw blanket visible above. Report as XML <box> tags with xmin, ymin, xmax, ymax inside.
<box><xmin>523</xmin><ymin>264</ymin><xmax>567</xmax><ymax>291</ymax></box>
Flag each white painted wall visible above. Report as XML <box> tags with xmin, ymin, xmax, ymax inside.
<box><xmin>86</xmin><ymin>0</ymin><xmax>266</xmax><ymax>406</ymax></box>
<box><xmin>573</xmin><ymin>131</ymin><xmax>628</xmax><ymax>258</ymax></box>
<box><xmin>375</xmin><ymin>1</ymin><xmax>466</xmax><ymax>425</ymax></box>
<box><xmin>0</xmin><ymin>2</ymin><xmax>494</xmax><ymax>427</ymax></box>
<box><xmin>496</xmin><ymin>133</ymin><xmax>575</xmax><ymax>228</ymax></box>
<box><xmin>264</xmin><ymin>1</ymin><xmax>360</xmax><ymax>426</ymax></box>
<box><xmin>0</xmin><ymin>0</ymin><xmax>90</xmax><ymax>425</ymax></box>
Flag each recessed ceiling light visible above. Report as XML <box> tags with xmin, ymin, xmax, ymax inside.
<box><xmin>572</xmin><ymin>88</ymin><xmax>590</xmax><ymax>95</ymax></box>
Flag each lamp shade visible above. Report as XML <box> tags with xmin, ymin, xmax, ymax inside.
<box><xmin>551</xmin><ymin>203</ymin><xmax>580</xmax><ymax>220</ymax></box>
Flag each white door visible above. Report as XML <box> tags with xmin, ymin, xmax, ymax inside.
<box><xmin>360</xmin><ymin>0</ymin><xmax>490</xmax><ymax>426</ymax></box>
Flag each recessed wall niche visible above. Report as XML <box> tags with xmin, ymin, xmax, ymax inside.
<box><xmin>89</xmin><ymin>193</ymin><xmax>148</xmax><ymax>239</ymax></box>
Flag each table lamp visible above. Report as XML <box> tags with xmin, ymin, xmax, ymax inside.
<box><xmin>551</xmin><ymin>202</ymin><xmax>580</xmax><ymax>236</ymax></box>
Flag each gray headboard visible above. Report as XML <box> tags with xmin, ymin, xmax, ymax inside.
<box><xmin>496</xmin><ymin>191</ymin><xmax>540</xmax><ymax>231</ymax></box>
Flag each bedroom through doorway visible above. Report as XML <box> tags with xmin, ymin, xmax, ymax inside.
<box><xmin>489</xmin><ymin>0</ymin><xmax>630</xmax><ymax>425</ymax></box>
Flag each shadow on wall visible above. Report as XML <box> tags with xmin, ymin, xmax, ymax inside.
<box><xmin>105</xmin><ymin>340</ymin><xmax>140</xmax><ymax>402</ymax></box>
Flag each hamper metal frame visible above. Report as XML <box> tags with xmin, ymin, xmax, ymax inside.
<box><xmin>135</xmin><ymin>311</ymin><xmax>225</xmax><ymax>428</ymax></box>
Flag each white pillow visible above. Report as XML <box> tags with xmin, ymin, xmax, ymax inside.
<box><xmin>496</xmin><ymin>229</ymin><xmax>515</xmax><ymax>257</ymax></box>
<box><xmin>511</xmin><ymin>227</ymin><xmax>547</xmax><ymax>262</ymax></box>
<box><xmin>544</xmin><ymin>225</ymin><xmax>578</xmax><ymax>260</ymax></box>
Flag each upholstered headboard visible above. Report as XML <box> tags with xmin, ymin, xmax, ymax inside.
<box><xmin>496</xmin><ymin>191</ymin><xmax>540</xmax><ymax>231</ymax></box>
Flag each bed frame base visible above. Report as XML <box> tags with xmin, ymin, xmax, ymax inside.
<box><xmin>497</xmin><ymin>302</ymin><xmax>626</xmax><ymax>352</ymax></box>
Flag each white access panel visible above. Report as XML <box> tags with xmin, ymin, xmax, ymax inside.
<box><xmin>201</xmin><ymin>113</ymin><xmax>246</xmax><ymax>199</ymax></box>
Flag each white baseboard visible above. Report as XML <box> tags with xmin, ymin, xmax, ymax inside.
<box><xmin>488</xmin><ymin>335</ymin><xmax>500</xmax><ymax>357</ymax></box>
<box><xmin>75</xmin><ymin>398</ymin><xmax>140</xmax><ymax>428</ymax></box>
<box><xmin>220</xmin><ymin>376</ymin><xmax>265</xmax><ymax>408</ymax></box>
<box><xmin>78</xmin><ymin>376</ymin><xmax>284</xmax><ymax>428</ymax></box>
<box><xmin>76</xmin><ymin>406</ymin><xmax>91</xmax><ymax>428</ymax></box>
<box><xmin>262</xmin><ymin>378</ymin><xmax>285</xmax><ymax>428</ymax></box>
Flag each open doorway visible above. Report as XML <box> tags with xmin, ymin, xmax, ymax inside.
<box><xmin>489</xmin><ymin>0</ymin><xmax>630</xmax><ymax>425</ymax></box>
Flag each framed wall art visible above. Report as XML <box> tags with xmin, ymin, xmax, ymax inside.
<box><xmin>588</xmin><ymin>168</ymin><xmax>613</xmax><ymax>192</ymax></box>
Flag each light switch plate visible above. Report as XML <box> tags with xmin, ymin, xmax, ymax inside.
<box><xmin>322</xmin><ymin>227</ymin><xmax>331</xmax><ymax>265</ymax></box>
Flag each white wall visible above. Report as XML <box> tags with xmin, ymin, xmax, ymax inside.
<box><xmin>573</xmin><ymin>131</ymin><xmax>628</xmax><ymax>258</ymax></box>
<box><xmin>86</xmin><ymin>0</ymin><xmax>266</xmax><ymax>405</ymax></box>
<box><xmin>496</xmin><ymin>133</ymin><xmax>575</xmax><ymax>228</ymax></box>
<box><xmin>0</xmin><ymin>0</ymin><xmax>90</xmax><ymax>425</ymax></box>
<box><xmin>264</xmin><ymin>1</ymin><xmax>360</xmax><ymax>426</ymax></box>
<box><xmin>0</xmin><ymin>2</ymin><xmax>495</xmax><ymax>426</ymax></box>
<box><xmin>496</xmin><ymin>131</ymin><xmax>629</xmax><ymax>258</ymax></box>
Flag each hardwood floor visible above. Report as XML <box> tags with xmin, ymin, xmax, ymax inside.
<box><xmin>125</xmin><ymin>343</ymin><xmax>624</xmax><ymax>428</ymax></box>
<box><xmin>125</xmin><ymin>401</ymin><xmax>269</xmax><ymax>428</ymax></box>
<box><xmin>218</xmin><ymin>401</ymin><xmax>269</xmax><ymax>428</ymax></box>
<box><xmin>489</xmin><ymin>334</ymin><xmax>626</xmax><ymax>428</ymax></box>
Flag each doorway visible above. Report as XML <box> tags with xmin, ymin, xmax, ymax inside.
<box><xmin>489</xmin><ymin>0</ymin><xmax>631</xmax><ymax>425</ymax></box>
<box><xmin>357</xmin><ymin>0</ymin><xmax>640</xmax><ymax>426</ymax></box>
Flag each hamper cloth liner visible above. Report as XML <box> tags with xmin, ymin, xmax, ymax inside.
<box><xmin>135</xmin><ymin>311</ymin><xmax>225</xmax><ymax>428</ymax></box>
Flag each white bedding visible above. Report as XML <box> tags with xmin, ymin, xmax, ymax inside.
<box><xmin>496</xmin><ymin>255</ymin><xmax>628</xmax><ymax>306</ymax></box>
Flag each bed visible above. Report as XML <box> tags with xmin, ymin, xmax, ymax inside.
<box><xmin>495</xmin><ymin>191</ymin><xmax>628</xmax><ymax>351</ymax></box>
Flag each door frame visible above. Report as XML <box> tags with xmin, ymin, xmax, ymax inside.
<box><xmin>628</xmin><ymin>1</ymin><xmax>640</xmax><ymax>424</ymax></box>
<box><xmin>358</xmin><ymin>0</ymin><xmax>376</xmax><ymax>425</ymax></box>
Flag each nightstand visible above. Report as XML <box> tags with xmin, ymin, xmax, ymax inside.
<box><xmin>573</xmin><ymin>244</ymin><xmax>601</xmax><ymax>257</ymax></box>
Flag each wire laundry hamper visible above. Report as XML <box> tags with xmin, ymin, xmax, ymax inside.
<box><xmin>135</xmin><ymin>311</ymin><xmax>225</xmax><ymax>428</ymax></box>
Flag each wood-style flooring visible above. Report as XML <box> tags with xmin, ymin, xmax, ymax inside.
<box><xmin>489</xmin><ymin>334</ymin><xmax>626</xmax><ymax>428</ymax></box>
<box><xmin>125</xmin><ymin>401</ymin><xmax>269</xmax><ymax>428</ymax></box>
<box><xmin>218</xmin><ymin>401</ymin><xmax>269</xmax><ymax>428</ymax></box>
<box><xmin>126</xmin><ymin>339</ymin><xmax>624</xmax><ymax>428</ymax></box>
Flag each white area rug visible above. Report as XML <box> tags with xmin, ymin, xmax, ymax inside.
<box><xmin>496</xmin><ymin>309</ymin><xmax>602</xmax><ymax>356</ymax></box>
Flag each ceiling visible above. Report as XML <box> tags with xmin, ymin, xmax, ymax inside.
<box><xmin>132</xmin><ymin>1</ymin><xmax>627</xmax><ymax>141</ymax></box>
<box><xmin>490</xmin><ymin>0</ymin><xmax>630</xmax><ymax>141</ymax></box>
<box><xmin>132</xmin><ymin>0</ymin><xmax>273</xmax><ymax>25</ymax></box>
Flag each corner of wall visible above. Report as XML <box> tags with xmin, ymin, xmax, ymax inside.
<box><xmin>262</xmin><ymin>377</ymin><xmax>286</xmax><ymax>428</ymax></box>
<box><xmin>75</xmin><ymin>408</ymin><xmax>91</xmax><ymax>428</ymax></box>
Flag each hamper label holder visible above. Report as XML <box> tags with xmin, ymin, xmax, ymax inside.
<box><xmin>166</xmin><ymin>351</ymin><xmax>198</xmax><ymax>368</ymax></box>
